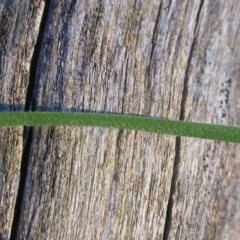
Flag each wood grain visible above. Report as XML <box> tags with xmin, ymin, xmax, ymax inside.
<box><xmin>17</xmin><ymin>1</ymin><xmax>181</xmax><ymax>238</ymax></box>
<box><xmin>0</xmin><ymin>0</ymin><xmax>240</xmax><ymax>239</ymax></box>
<box><xmin>0</xmin><ymin>1</ymin><xmax>44</xmax><ymax>239</ymax></box>
<box><xmin>167</xmin><ymin>1</ymin><xmax>240</xmax><ymax>239</ymax></box>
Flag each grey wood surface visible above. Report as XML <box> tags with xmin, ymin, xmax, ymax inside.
<box><xmin>0</xmin><ymin>1</ymin><xmax>44</xmax><ymax>239</ymax></box>
<box><xmin>0</xmin><ymin>0</ymin><xmax>240</xmax><ymax>239</ymax></box>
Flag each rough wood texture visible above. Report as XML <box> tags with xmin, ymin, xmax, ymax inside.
<box><xmin>167</xmin><ymin>1</ymin><xmax>240</xmax><ymax>239</ymax></box>
<box><xmin>0</xmin><ymin>1</ymin><xmax>44</xmax><ymax>239</ymax></box>
<box><xmin>0</xmin><ymin>0</ymin><xmax>240</xmax><ymax>239</ymax></box>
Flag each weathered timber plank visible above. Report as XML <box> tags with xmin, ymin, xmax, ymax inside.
<box><xmin>0</xmin><ymin>1</ymin><xmax>45</xmax><ymax>239</ymax></box>
<box><xmin>167</xmin><ymin>0</ymin><xmax>240</xmax><ymax>239</ymax></box>
<box><xmin>4</xmin><ymin>0</ymin><xmax>239</xmax><ymax>239</ymax></box>
<box><xmin>15</xmin><ymin>0</ymin><xmax>202</xmax><ymax>239</ymax></box>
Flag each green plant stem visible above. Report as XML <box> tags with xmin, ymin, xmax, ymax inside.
<box><xmin>0</xmin><ymin>112</ymin><xmax>239</xmax><ymax>143</ymax></box>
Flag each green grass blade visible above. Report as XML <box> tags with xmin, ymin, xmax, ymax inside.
<box><xmin>0</xmin><ymin>112</ymin><xmax>239</xmax><ymax>143</ymax></box>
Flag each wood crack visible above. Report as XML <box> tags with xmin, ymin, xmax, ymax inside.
<box><xmin>162</xmin><ymin>1</ymin><xmax>204</xmax><ymax>239</ymax></box>
<box><xmin>9</xmin><ymin>1</ymin><xmax>51</xmax><ymax>239</ymax></box>
<box><xmin>25</xmin><ymin>1</ymin><xmax>51</xmax><ymax>111</ymax></box>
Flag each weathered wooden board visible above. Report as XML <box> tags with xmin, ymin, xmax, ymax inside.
<box><xmin>16</xmin><ymin>1</ymin><xmax>186</xmax><ymax>238</ymax></box>
<box><xmin>0</xmin><ymin>1</ymin><xmax>44</xmax><ymax>239</ymax></box>
<box><xmin>0</xmin><ymin>0</ymin><xmax>240</xmax><ymax>239</ymax></box>
<box><xmin>167</xmin><ymin>1</ymin><xmax>240</xmax><ymax>239</ymax></box>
